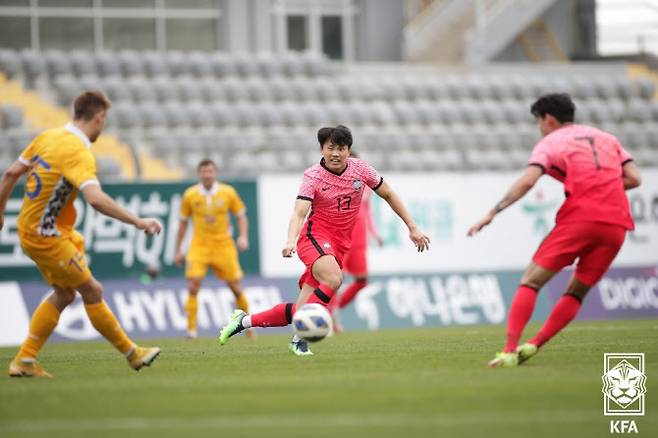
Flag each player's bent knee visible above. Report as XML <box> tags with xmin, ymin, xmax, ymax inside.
<box><xmin>76</xmin><ymin>277</ymin><xmax>104</xmax><ymax>304</ymax></box>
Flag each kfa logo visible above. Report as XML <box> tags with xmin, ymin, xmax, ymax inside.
<box><xmin>602</xmin><ymin>353</ymin><xmax>646</xmax><ymax>434</ymax></box>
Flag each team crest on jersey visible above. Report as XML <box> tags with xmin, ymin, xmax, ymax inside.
<box><xmin>353</xmin><ymin>179</ymin><xmax>362</xmax><ymax>191</ymax></box>
<box><xmin>323</xmin><ymin>242</ymin><xmax>331</xmax><ymax>249</ymax></box>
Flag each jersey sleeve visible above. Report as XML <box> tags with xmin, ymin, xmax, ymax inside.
<box><xmin>180</xmin><ymin>190</ymin><xmax>192</xmax><ymax>220</ymax></box>
<box><xmin>617</xmin><ymin>140</ymin><xmax>633</xmax><ymax>165</ymax></box>
<box><xmin>361</xmin><ymin>161</ymin><xmax>383</xmax><ymax>190</ymax></box>
<box><xmin>528</xmin><ymin>138</ymin><xmax>554</xmax><ymax>172</ymax></box>
<box><xmin>228</xmin><ymin>187</ymin><xmax>246</xmax><ymax>215</ymax></box>
<box><xmin>297</xmin><ymin>169</ymin><xmax>315</xmax><ymax>201</ymax></box>
<box><xmin>61</xmin><ymin>148</ymin><xmax>99</xmax><ymax>190</ymax></box>
<box><xmin>18</xmin><ymin>136</ymin><xmax>38</xmax><ymax>166</ymax></box>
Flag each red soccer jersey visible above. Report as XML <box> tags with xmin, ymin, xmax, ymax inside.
<box><xmin>528</xmin><ymin>124</ymin><xmax>634</xmax><ymax>230</ymax></box>
<box><xmin>297</xmin><ymin>157</ymin><xmax>383</xmax><ymax>247</ymax></box>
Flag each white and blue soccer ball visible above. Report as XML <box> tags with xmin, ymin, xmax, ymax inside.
<box><xmin>292</xmin><ymin>303</ymin><xmax>333</xmax><ymax>342</ymax></box>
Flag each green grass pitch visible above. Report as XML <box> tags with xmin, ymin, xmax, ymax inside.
<box><xmin>1</xmin><ymin>320</ymin><xmax>656</xmax><ymax>438</ymax></box>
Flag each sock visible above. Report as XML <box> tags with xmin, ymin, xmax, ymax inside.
<box><xmin>291</xmin><ymin>334</ymin><xmax>301</xmax><ymax>343</ymax></box>
<box><xmin>185</xmin><ymin>294</ymin><xmax>198</xmax><ymax>334</ymax></box>
<box><xmin>338</xmin><ymin>280</ymin><xmax>367</xmax><ymax>309</ymax></box>
<box><xmin>529</xmin><ymin>294</ymin><xmax>582</xmax><ymax>348</ymax></box>
<box><xmin>250</xmin><ymin>303</ymin><xmax>296</xmax><ymax>327</ymax></box>
<box><xmin>17</xmin><ymin>300</ymin><xmax>61</xmax><ymax>360</ymax></box>
<box><xmin>242</xmin><ymin>315</ymin><xmax>252</xmax><ymax>328</ymax></box>
<box><xmin>85</xmin><ymin>301</ymin><xmax>134</xmax><ymax>355</ymax></box>
<box><xmin>235</xmin><ymin>293</ymin><xmax>249</xmax><ymax>313</ymax></box>
<box><xmin>503</xmin><ymin>285</ymin><xmax>538</xmax><ymax>353</ymax></box>
<box><xmin>306</xmin><ymin>283</ymin><xmax>336</xmax><ymax>308</ymax></box>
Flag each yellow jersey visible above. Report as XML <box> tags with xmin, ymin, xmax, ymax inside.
<box><xmin>17</xmin><ymin>124</ymin><xmax>98</xmax><ymax>239</ymax></box>
<box><xmin>180</xmin><ymin>182</ymin><xmax>246</xmax><ymax>245</ymax></box>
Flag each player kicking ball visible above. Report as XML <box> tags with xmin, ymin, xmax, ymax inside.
<box><xmin>468</xmin><ymin>93</ymin><xmax>641</xmax><ymax>367</ymax></box>
<box><xmin>0</xmin><ymin>91</ymin><xmax>162</xmax><ymax>377</ymax></box>
<box><xmin>218</xmin><ymin>125</ymin><xmax>430</xmax><ymax>355</ymax></box>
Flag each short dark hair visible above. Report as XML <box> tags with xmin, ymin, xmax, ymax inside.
<box><xmin>73</xmin><ymin>90</ymin><xmax>111</xmax><ymax>121</ymax></box>
<box><xmin>197</xmin><ymin>159</ymin><xmax>216</xmax><ymax>170</ymax></box>
<box><xmin>530</xmin><ymin>93</ymin><xmax>575</xmax><ymax>123</ymax></box>
<box><xmin>317</xmin><ymin>125</ymin><xmax>353</xmax><ymax>147</ymax></box>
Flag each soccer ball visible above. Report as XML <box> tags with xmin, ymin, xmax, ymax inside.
<box><xmin>292</xmin><ymin>303</ymin><xmax>333</xmax><ymax>342</ymax></box>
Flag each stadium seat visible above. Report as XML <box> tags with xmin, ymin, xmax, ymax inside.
<box><xmin>139</xmin><ymin>103</ymin><xmax>167</xmax><ymax>131</ymax></box>
<box><xmin>198</xmin><ymin>78</ymin><xmax>227</xmax><ymax>102</ymax></box>
<box><xmin>69</xmin><ymin>51</ymin><xmax>97</xmax><ymax>77</ymax></box>
<box><xmin>281</xmin><ymin>52</ymin><xmax>306</xmax><ymax>77</ymax></box>
<box><xmin>117</xmin><ymin>50</ymin><xmax>144</xmax><ymax>77</ymax></box>
<box><xmin>187</xmin><ymin>103</ymin><xmax>214</xmax><ymax>129</ymax></box>
<box><xmin>210</xmin><ymin>52</ymin><xmax>237</xmax><ymax>77</ymax></box>
<box><xmin>142</xmin><ymin>51</ymin><xmax>168</xmax><ymax>77</ymax></box>
<box><xmin>256</xmin><ymin>53</ymin><xmax>283</xmax><ymax>78</ymax></box>
<box><xmin>626</xmin><ymin>98</ymin><xmax>653</xmax><ymax>123</ymax></box>
<box><xmin>0</xmin><ymin>50</ymin><xmax>21</xmax><ymax>78</ymax></box>
<box><xmin>19</xmin><ymin>50</ymin><xmax>46</xmax><ymax>83</ymax></box>
<box><xmin>177</xmin><ymin>78</ymin><xmax>205</xmax><ymax>102</ymax></box>
<box><xmin>187</xmin><ymin>52</ymin><xmax>213</xmax><ymax>78</ymax></box>
<box><xmin>0</xmin><ymin>105</ymin><xmax>24</xmax><ymax>130</ymax></box>
<box><xmin>7</xmin><ymin>130</ymin><xmax>32</xmax><ymax>156</ymax></box>
<box><xmin>152</xmin><ymin>77</ymin><xmax>179</xmax><ymax>102</ymax></box>
<box><xmin>94</xmin><ymin>52</ymin><xmax>122</xmax><ymax>77</ymax></box>
<box><xmin>234</xmin><ymin>53</ymin><xmax>260</xmax><ymax>77</ymax></box>
<box><xmin>223</xmin><ymin>77</ymin><xmax>250</xmax><ymax>101</ymax></box>
<box><xmin>127</xmin><ymin>79</ymin><xmax>157</xmax><ymax>102</ymax></box>
<box><xmin>42</xmin><ymin>50</ymin><xmax>72</xmax><ymax>78</ymax></box>
<box><xmin>210</xmin><ymin>103</ymin><xmax>238</xmax><ymax>127</ymax></box>
<box><xmin>162</xmin><ymin>102</ymin><xmax>190</xmax><ymax>129</ymax></box>
<box><xmin>635</xmin><ymin>77</ymin><xmax>656</xmax><ymax>101</ymax></box>
<box><xmin>166</xmin><ymin>52</ymin><xmax>188</xmax><ymax>77</ymax></box>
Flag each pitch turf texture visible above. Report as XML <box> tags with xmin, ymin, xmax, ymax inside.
<box><xmin>1</xmin><ymin>320</ymin><xmax>656</xmax><ymax>438</ymax></box>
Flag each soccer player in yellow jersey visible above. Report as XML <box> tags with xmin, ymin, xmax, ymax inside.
<box><xmin>174</xmin><ymin>159</ymin><xmax>254</xmax><ymax>339</ymax></box>
<box><xmin>0</xmin><ymin>91</ymin><xmax>162</xmax><ymax>377</ymax></box>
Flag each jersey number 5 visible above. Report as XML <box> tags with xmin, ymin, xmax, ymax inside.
<box><xmin>574</xmin><ymin>136</ymin><xmax>600</xmax><ymax>169</ymax></box>
<box><xmin>25</xmin><ymin>155</ymin><xmax>52</xmax><ymax>200</ymax></box>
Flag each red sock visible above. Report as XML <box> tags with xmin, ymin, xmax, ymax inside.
<box><xmin>338</xmin><ymin>280</ymin><xmax>367</xmax><ymax>309</ymax></box>
<box><xmin>306</xmin><ymin>283</ymin><xmax>336</xmax><ymax>308</ymax></box>
<box><xmin>529</xmin><ymin>294</ymin><xmax>581</xmax><ymax>348</ymax></box>
<box><xmin>503</xmin><ymin>285</ymin><xmax>538</xmax><ymax>353</ymax></box>
<box><xmin>250</xmin><ymin>303</ymin><xmax>296</xmax><ymax>327</ymax></box>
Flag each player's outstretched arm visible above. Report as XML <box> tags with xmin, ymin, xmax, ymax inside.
<box><xmin>82</xmin><ymin>184</ymin><xmax>162</xmax><ymax>235</ymax></box>
<box><xmin>622</xmin><ymin>161</ymin><xmax>641</xmax><ymax>190</ymax></box>
<box><xmin>0</xmin><ymin>160</ymin><xmax>30</xmax><ymax>230</ymax></box>
<box><xmin>467</xmin><ymin>165</ymin><xmax>543</xmax><ymax>237</ymax></box>
<box><xmin>282</xmin><ymin>198</ymin><xmax>311</xmax><ymax>257</ymax></box>
<box><xmin>374</xmin><ymin>180</ymin><xmax>430</xmax><ymax>252</ymax></box>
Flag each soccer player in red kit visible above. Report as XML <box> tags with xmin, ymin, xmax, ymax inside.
<box><xmin>468</xmin><ymin>93</ymin><xmax>641</xmax><ymax>367</ymax></box>
<box><xmin>218</xmin><ymin>125</ymin><xmax>430</xmax><ymax>355</ymax></box>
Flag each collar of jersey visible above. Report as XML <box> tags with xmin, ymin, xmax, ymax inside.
<box><xmin>320</xmin><ymin>157</ymin><xmax>349</xmax><ymax>176</ymax></box>
<box><xmin>65</xmin><ymin>123</ymin><xmax>92</xmax><ymax>148</ymax></box>
<box><xmin>198</xmin><ymin>182</ymin><xmax>219</xmax><ymax>197</ymax></box>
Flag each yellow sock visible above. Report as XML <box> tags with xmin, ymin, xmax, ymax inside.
<box><xmin>84</xmin><ymin>301</ymin><xmax>134</xmax><ymax>355</ymax></box>
<box><xmin>185</xmin><ymin>294</ymin><xmax>198</xmax><ymax>333</ymax></box>
<box><xmin>17</xmin><ymin>300</ymin><xmax>60</xmax><ymax>360</ymax></box>
<box><xmin>236</xmin><ymin>293</ymin><xmax>249</xmax><ymax>313</ymax></box>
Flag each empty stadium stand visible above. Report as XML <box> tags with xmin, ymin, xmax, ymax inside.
<box><xmin>1</xmin><ymin>49</ymin><xmax>657</xmax><ymax>178</ymax></box>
